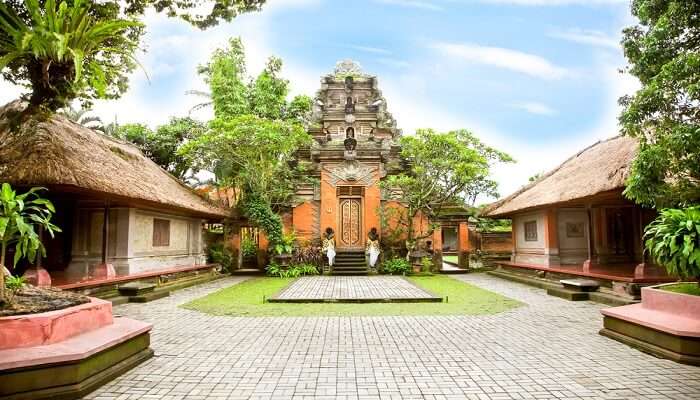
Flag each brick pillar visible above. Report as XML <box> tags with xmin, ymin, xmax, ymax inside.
<box><xmin>543</xmin><ymin>209</ymin><xmax>560</xmax><ymax>266</ymax></box>
<box><xmin>229</xmin><ymin>223</ymin><xmax>241</xmax><ymax>271</ymax></box>
<box><xmin>458</xmin><ymin>221</ymin><xmax>470</xmax><ymax>269</ymax></box>
<box><xmin>432</xmin><ymin>226</ymin><xmax>443</xmax><ymax>271</ymax></box>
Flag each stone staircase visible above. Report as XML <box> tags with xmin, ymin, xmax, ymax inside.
<box><xmin>332</xmin><ymin>250</ymin><xmax>368</xmax><ymax>275</ymax></box>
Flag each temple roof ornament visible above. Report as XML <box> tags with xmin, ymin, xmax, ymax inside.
<box><xmin>333</xmin><ymin>59</ymin><xmax>368</xmax><ymax>78</ymax></box>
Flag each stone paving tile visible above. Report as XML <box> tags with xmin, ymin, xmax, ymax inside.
<box><xmin>85</xmin><ymin>274</ymin><xmax>700</xmax><ymax>400</ymax></box>
<box><xmin>273</xmin><ymin>276</ymin><xmax>438</xmax><ymax>301</ymax></box>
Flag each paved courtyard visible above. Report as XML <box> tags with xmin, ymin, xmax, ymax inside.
<box><xmin>270</xmin><ymin>276</ymin><xmax>441</xmax><ymax>302</ymax></box>
<box><xmin>87</xmin><ymin>274</ymin><xmax>700</xmax><ymax>400</ymax></box>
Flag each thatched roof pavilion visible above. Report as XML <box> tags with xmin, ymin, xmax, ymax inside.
<box><xmin>483</xmin><ymin>135</ymin><xmax>639</xmax><ymax>218</ymax></box>
<box><xmin>0</xmin><ymin>101</ymin><xmax>228</xmax><ymax>219</ymax></box>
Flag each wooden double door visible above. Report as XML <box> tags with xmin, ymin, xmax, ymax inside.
<box><xmin>338</xmin><ymin>198</ymin><xmax>363</xmax><ymax>249</ymax></box>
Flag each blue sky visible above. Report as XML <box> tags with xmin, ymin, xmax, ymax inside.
<box><xmin>0</xmin><ymin>0</ymin><xmax>639</xmax><ymax>201</ymax></box>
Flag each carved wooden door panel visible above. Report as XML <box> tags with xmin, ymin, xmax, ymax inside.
<box><xmin>339</xmin><ymin>199</ymin><xmax>362</xmax><ymax>248</ymax></box>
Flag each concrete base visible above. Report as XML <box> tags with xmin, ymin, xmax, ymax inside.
<box><xmin>600</xmin><ymin>317</ymin><xmax>700</xmax><ymax>366</ymax></box>
<box><xmin>0</xmin><ymin>318</ymin><xmax>152</xmax><ymax>400</ymax></box>
<box><xmin>21</xmin><ymin>267</ymin><xmax>51</xmax><ymax>287</ymax></box>
<box><xmin>546</xmin><ymin>287</ymin><xmax>590</xmax><ymax>301</ymax></box>
<box><xmin>600</xmin><ymin>283</ymin><xmax>700</xmax><ymax>365</ymax></box>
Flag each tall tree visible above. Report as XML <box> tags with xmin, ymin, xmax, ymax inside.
<box><xmin>619</xmin><ymin>0</ymin><xmax>700</xmax><ymax>208</ymax></box>
<box><xmin>58</xmin><ymin>104</ymin><xmax>103</xmax><ymax>130</ymax></box>
<box><xmin>181</xmin><ymin>38</ymin><xmax>312</xmax><ymax>248</ymax></box>
<box><xmin>381</xmin><ymin>129</ymin><xmax>512</xmax><ymax>255</ymax></box>
<box><xmin>192</xmin><ymin>38</ymin><xmax>312</xmax><ymax>124</ymax></box>
<box><xmin>113</xmin><ymin>118</ymin><xmax>205</xmax><ymax>180</ymax></box>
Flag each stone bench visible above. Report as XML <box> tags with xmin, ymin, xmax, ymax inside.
<box><xmin>560</xmin><ymin>279</ymin><xmax>600</xmax><ymax>292</ymax></box>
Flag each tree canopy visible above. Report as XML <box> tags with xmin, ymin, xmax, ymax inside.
<box><xmin>194</xmin><ymin>38</ymin><xmax>312</xmax><ymax>124</ymax></box>
<box><xmin>0</xmin><ymin>0</ymin><xmax>266</xmax><ymax>112</ymax></box>
<box><xmin>0</xmin><ymin>0</ymin><xmax>142</xmax><ymax>111</ymax></box>
<box><xmin>619</xmin><ymin>0</ymin><xmax>700</xmax><ymax>208</ymax></box>
<box><xmin>381</xmin><ymin>129</ymin><xmax>512</xmax><ymax>253</ymax></box>
<box><xmin>180</xmin><ymin>38</ymin><xmax>312</xmax><ymax>248</ymax></box>
<box><xmin>112</xmin><ymin>117</ymin><xmax>206</xmax><ymax>181</ymax></box>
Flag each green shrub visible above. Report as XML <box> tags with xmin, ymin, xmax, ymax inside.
<box><xmin>382</xmin><ymin>258</ymin><xmax>411</xmax><ymax>275</ymax></box>
<box><xmin>421</xmin><ymin>256</ymin><xmax>433</xmax><ymax>273</ymax></box>
<box><xmin>207</xmin><ymin>242</ymin><xmax>235</xmax><ymax>273</ymax></box>
<box><xmin>292</xmin><ymin>242</ymin><xmax>323</xmax><ymax>266</ymax></box>
<box><xmin>644</xmin><ymin>206</ymin><xmax>700</xmax><ymax>285</ymax></box>
<box><xmin>266</xmin><ymin>262</ymin><xmax>319</xmax><ymax>278</ymax></box>
<box><xmin>5</xmin><ymin>275</ymin><xmax>25</xmax><ymax>293</ymax></box>
<box><xmin>241</xmin><ymin>237</ymin><xmax>257</xmax><ymax>258</ymax></box>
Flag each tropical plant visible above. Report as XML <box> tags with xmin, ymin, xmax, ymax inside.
<box><xmin>265</xmin><ymin>262</ymin><xmax>318</xmax><ymax>278</ymax></box>
<box><xmin>206</xmin><ymin>242</ymin><xmax>235</xmax><ymax>273</ymax></box>
<box><xmin>381</xmin><ymin>258</ymin><xmax>411</xmax><ymax>275</ymax></box>
<box><xmin>381</xmin><ymin>129</ymin><xmax>512</xmax><ymax>256</ymax></box>
<box><xmin>241</xmin><ymin>237</ymin><xmax>257</xmax><ymax>258</ymax></box>
<box><xmin>58</xmin><ymin>104</ymin><xmax>103</xmax><ymax>129</ymax></box>
<box><xmin>5</xmin><ymin>275</ymin><xmax>27</xmax><ymax>299</ymax></box>
<box><xmin>0</xmin><ymin>0</ymin><xmax>143</xmax><ymax>111</ymax></box>
<box><xmin>644</xmin><ymin>207</ymin><xmax>700</xmax><ymax>287</ymax></box>
<box><xmin>619</xmin><ymin>0</ymin><xmax>700</xmax><ymax>208</ymax></box>
<box><xmin>292</xmin><ymin>242</ymin><xmax>323</xmax><ymax>267</ymax></box>
<box><xmin>112</xmin><ymin>118</ymin><xmax>205</xmax><ymax>180</ymax></box>
<box><xmin>273</xmin><ymin>231</ymin><xmax>296</xmax><ymax>256</ymax></box>
<box><xmin>190</xmin><ymin>38</ymin><xmax>313</xmax><ymax>124</ymax></box>
<box><xmin>0</xmin><ymin>184</ymin><xmax>61</xmax><ymax>301</ymax></box>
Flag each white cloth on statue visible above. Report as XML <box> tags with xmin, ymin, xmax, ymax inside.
<box><xmin>327</xmin><ymin>247</ymin><xmax>336</xmax><ymax>266</ymax></box>
<box><xmin>368</xmin><ymin>248</ymin><xmax>380</xmax><ymax>267</ymax></box>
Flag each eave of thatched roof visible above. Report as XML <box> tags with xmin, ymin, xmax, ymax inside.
<box><xmin>0</xmin><ymin>101</ymin><xmax>229</xmax><ymax>219</ymax></box>
<box><xmin>482</xmin><ymin>135</ymin><xmax>638</xmax><ymax>218</ymax></box>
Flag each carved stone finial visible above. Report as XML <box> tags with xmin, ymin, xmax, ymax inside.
<box><xmin>334</xmin><ymin>60</ymin><xmax>365</xmax><ymax>78</ymax></box>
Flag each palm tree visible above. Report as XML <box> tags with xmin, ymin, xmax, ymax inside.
<box><xmin>58</xmin><ymin>105</ymin><xmax>103</xmax><ymax>130</ymax></box>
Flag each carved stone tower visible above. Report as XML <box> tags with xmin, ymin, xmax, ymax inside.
<box><xmin>289</xmin><ymin>60</ymin><xmax>405</xmax><ymax>249</ymax></box>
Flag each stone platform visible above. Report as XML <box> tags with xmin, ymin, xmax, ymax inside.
<box><xmin>268</xmin><ymin>276</ymin><xmax>442</xmax><ymax>303</ymax></box>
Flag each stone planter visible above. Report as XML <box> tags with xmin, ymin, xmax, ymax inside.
<box><xmin>600</xmin><ymin>283</ymin><xmax>700</xmax><ymax>365</ymax></box>
<box><xmin>0</xmin><ymin>297</ymin><xmax>153</xmax><ymax>399</ymax></box>
<box><xmin>273</xmin><ymin>253</ymin><xmax>292</xmax><ymax>268</ymax></box>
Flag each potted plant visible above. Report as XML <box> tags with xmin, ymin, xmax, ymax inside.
<box><xmin>644</xmin><ymin>206</ymin><xmax>700</xmax><ymax>296</ymax></box>
<box><xmin>272</xmin><ymin>231</ymin><xmax>296</xmax><ymax>268</ymax></box>
<box><xmin>0</xmin><ymin>184</ymin><xmax>61</xmax><ymax>303</ymax></box>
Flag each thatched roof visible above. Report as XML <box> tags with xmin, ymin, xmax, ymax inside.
<box><xmin>0</xmin><ymin>101</ymin><xmax>228</xmax><ymax>219</ymax></box>
<box><xmin>483</xmin><ymin>135</ymin><xmax>638</xmax><ymax>218</ymax></box>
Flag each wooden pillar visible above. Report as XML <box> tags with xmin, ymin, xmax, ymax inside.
<box><xmin>583</xmin><ymin>205</ymin><xmax>595</xmax><ymax>271</ymax></box>
<box><xmin>458</xmin><ymin>221</ymin><xmax>470</xmax><ymax>269</ymax></box>
<box><xmin>101</xmin><ymin>202</ymin><xmax>109</xmax><ymax>265</ymax></box>
<box><xmin>543</xmin><ymin>209</ymin><xmax>559</xmax><ymax>266</ymax></box>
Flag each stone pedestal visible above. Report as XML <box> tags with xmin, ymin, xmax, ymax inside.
<box><xmin>22</xmin><ymin>266</ymin><xmax>52</xmax><ymax>287</ymax></box>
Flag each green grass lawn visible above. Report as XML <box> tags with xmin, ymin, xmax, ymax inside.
<box><xmin>443</xmin><ymin>255</ymin><xmax>458</xmax><ymax>264</ymax></box>
<box><xmin>181</xmin><ymin>275</ymin><xmax>521</xmax><ymax>317</ymax></box>
<box><xmin>660</xmin><ymin>282</ymin><xmax>700</xmax><ymax>296</ymax></box>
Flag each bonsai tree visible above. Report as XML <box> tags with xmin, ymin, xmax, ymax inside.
<box><xmin>0</xmin><ymin>183</ymin><xmax>60</xmax><ymax>301</ymax></box>
<box><xmin>644</xmin><ymin>207</ymin><xmax>700</xmax><ymax>287</ymax></box>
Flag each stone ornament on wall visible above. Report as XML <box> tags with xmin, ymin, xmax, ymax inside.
<box><xmin>323</xmin><ymin>161</ymin><xmax>377</xmax><ymax>187</ymax></box>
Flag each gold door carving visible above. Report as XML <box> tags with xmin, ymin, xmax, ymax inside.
<box><xmin>339</xmin><ymin>199</ymin><xmax>362</xmax><ymax>248</ymax></box>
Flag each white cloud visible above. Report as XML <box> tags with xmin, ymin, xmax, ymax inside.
<box><xmin>433</xmin><ymin>42</ymin><xmax>569</xmax><ymax>80</ymax></box>
<box><xmin>512</xmin><ymin>101</ymin><xmax>557</xmax><ymax>115</ymax></box>
<box><xmin>374</xmin><ymin>0</ymin><xmax>444</xmax><ymax>11</ymax></box>
<box><xmin>549</xmin><ymin>28</ymin><xmax>620</xmax><ymax>49</ymax></box>
<box><xmin>478</xmin><ymin>0</ymin><xmax>627</xmax><ymax>5</ymax></box>
<box><xmin>377</xmin><ymin>58</ymin><xmax>411</xmax><ymax>68</ymax></box>
<box><xmin>349</xmin><ymin>45</ymin><xmax>392</xmax><ymax>55</ymax></box>
<box><xmin>0</xmin><ymin>80</ymin><xmax>23</xmax><ymax>105</ymax></box>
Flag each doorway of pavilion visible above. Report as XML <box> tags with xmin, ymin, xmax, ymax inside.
<box><xmin>337</xmin><ymin>186</ymin><xmax>364</xmax><ymax>250</ymax></box>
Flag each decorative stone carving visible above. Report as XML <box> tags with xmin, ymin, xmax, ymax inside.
<box><xmin>334</xmin><ymin>59</ymin><xmax>366</xmax><ymax>78</ymax></box>
<box><xmin>324</xmin><ymin>161</ymin><xmax>376</xmax><ymax>187</ymax></box>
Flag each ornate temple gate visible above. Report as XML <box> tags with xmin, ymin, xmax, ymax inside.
<box><xmin>337</xmin><ymin>186</ymin><xmax>364</xmax><ymax>249</ymax></box>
